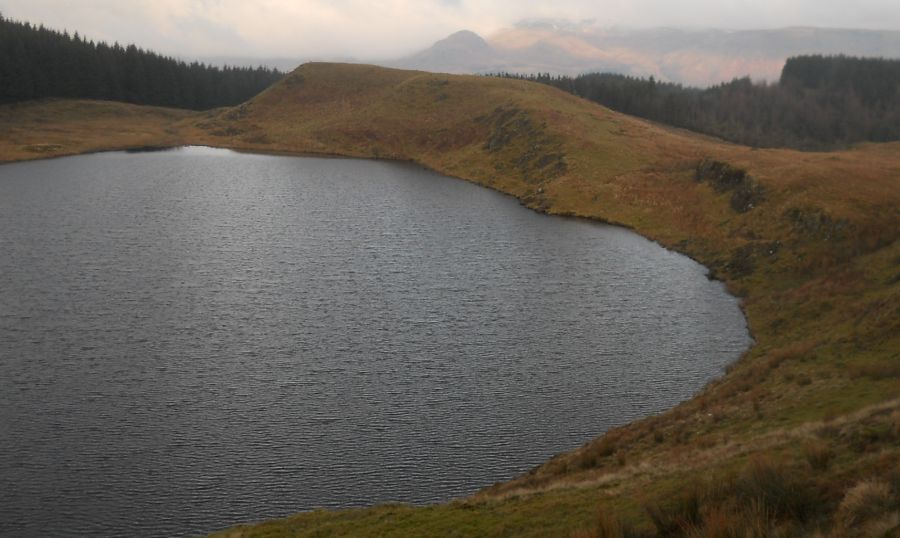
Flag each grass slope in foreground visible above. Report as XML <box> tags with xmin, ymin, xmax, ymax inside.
<box><xmin>2</xmin><ymin>63</ymin><xmax>899</xmax><ymax>537</ymax></box>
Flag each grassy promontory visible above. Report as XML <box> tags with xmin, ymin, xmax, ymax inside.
<box><xmin>0</xmin><ymin>99</ymin><xmax>190</xmax><ymax>161</ymax></box>
<box><xmin>2</xmin><ymin>63</ymin><xmax>898</xmax><ymax>536</ymax></box>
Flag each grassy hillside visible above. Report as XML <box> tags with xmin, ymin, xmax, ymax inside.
<box><xmin>1</xmin><ymin>63</ymin><xmax>898</xmax><ymax>536</ymax></box>
<box><xmin>0</xmin><ymin>99</ymin><xmax>189</xmax><ymax>162</ymax></box>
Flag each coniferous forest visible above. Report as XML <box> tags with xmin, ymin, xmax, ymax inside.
<box><xmin>0</xmin><ymin>15</ymin><xmax>283</xmax><ymax>110</ymax></box>
<box><xmin>498</xmin><ymin>55</ymin><xmax>900</xmax><ymax>150</ymax></box>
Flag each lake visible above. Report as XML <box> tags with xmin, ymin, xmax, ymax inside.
<box><xmin>0</xmin><ymin>147</ymin><xmax>751</xmax><ymax>537</ymax></box>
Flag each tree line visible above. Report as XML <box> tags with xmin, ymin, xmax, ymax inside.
<box><xmin>0</xmin><ymin>14</ymin><xmax>283</xmax><ymax>110</ymax></box>
<box><xmin>495</xmin><ymin>55</ymin><xmax>900</xmax><ymax>150</ymax></box>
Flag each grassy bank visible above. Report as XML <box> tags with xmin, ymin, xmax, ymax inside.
<box><xmin>0</xmin><ymin>99</ymin><xmax>189</xmax><ymax>162</ymax></box>
<box><xmin>1</xmin><ymin>63</ymin><xmax>897</xmax><ymax>536</ymax></box>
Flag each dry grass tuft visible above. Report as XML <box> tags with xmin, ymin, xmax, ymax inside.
<box><xmin>834</xmin><ymin>479</ymin><xmax>895</xmax><ymax>530</ymax></box>
<box><xmin>683</xmin><ymin>500</ymin><xmax>775</xmax><ymax>538</ymax></box>
<box><xmin>803</xmin><ymin>440</ymin><xmax>835</xmax><ymax>471</ymax></box>
<box><xmin>735</xmin><ymin>456</ymin><xmax>820</xmax><ymax>522</ymax></box>
<box><xmin>643</xmin><ymin>485</ymin><xmax>702</xmax><ymax>536</ymax></box>
<box><xmin>571</xmin><ymin>508</ymin><xmax>638</xmax><ymax>538</ymax></box>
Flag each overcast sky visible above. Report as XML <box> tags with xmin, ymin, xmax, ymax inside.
<box><xmin>2</xmin><ymin>1</ymin><xmax>899</xmax><ymax>60</ymax></box>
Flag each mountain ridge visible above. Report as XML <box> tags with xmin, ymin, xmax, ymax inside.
<box><xmin>392</xmin><ymin>24</ymin><xmax>900</xmax><ymax>86</ymax></box>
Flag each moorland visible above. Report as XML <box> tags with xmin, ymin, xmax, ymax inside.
<box><xmin>1</xmin><ymin>58</ymin><xmax>898</xmax><ymax>537</ymax></box>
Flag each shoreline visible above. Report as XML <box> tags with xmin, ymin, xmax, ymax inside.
<box><xmin>1</xmin><ymin>79</ymin><xmax>897</xmax><ymax>536</ymax></box>
<box><xmin>2</xmin><ymin>144</ymin><xmax>753</xmax><ymax>536</ymax></box>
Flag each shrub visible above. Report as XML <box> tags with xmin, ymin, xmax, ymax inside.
<box><xmin>684</xmin><ymin>500</ymin><xmax>774</xmax><ymax>538</ymax></box>
<box><xmin>835</xmin><ymin>479</ymin><xmax>894</xmax><ymax>529</ymax></box>
<box><xmin>571</xmin><ymin>507</ymin><xmax>643</xmax><ymax>538</ymax></box>
<box><xmin>574</xmin><ymin>437</ymin><xmax>618</xmax><ymax>470</ymax></box>
<box><xmin>849</xmin><ymin>361</ymin><xmax>900</xmax><ymax>379</ymax></box>
<box><xmin>644</xmin><ymin>486</ymin><xmax>702</xmax><ymax>536</ymax></box>
<box><xmin>851</xmin><ymin>423</ymin><xmax>897</xmax><ymax>453</ymax></box>
<box><xmin>593</xmin><ymin>509</ymin><xmax>625</xmax><ymax>538</ymax></box>
<box><xmin>803</xmin><ymin>441</ymin><xmax>835</xmax><ymax>471</ymax></box>
<box><xmin>734</xmin><ymin>456</ymin><xmax>821</xmax><ymax>522</ymax></box>
<box><xmin>595</xmin><ymin>507</ymin><xmax>634</xmax><ymax>538</ymax></box>
<box><xmin>753</xmin><ymin>398</ymin><xmax>763</xmax><ymax>418</ymax></box>
<box><xmin>596</xmin><ymin>438</ymin><xmax>617</xmax><ymax>458</ymax></box>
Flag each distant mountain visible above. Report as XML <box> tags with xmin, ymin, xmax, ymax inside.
<box><xmin>391</xmin><ymin>23</ymin><xmax>900</xmax><ymax>86</ymax></box>
<box><xmin>392</xmin><ymin>30</ymin><xmax>505</xmax><ymax>73</ymax></box>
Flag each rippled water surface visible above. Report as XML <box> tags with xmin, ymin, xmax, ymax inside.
<box><xmin>0</xmin><ymin>147</ymin><xmax>751</xmax><ymax>537</ymax></box>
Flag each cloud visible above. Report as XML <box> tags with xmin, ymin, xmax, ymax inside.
<box><xmin>2</xmin><ymin>0</ymin><xmax>899</xmax><ymax>59</ymax></box>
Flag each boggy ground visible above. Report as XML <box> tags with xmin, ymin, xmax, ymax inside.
<box><xmin>1</xmin><ymin>63</ymin><xmax>898</xmax><ymax>537</ymax></box>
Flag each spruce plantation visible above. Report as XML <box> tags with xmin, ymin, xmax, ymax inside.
<box><xmin>497</xmin><ymin>55</ymin><xmax>900</xmax><ymax>150</ymax></box>
<box><xmin>0</xmin><ymin>14</ymin><xmax>283</xmax><ymax>110</ymax></box>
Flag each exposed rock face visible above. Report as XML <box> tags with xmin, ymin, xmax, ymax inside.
<box><xmin>696</xmin><ymin>158</ymin><xmax>765</xmax><ymax>213</ymax></box>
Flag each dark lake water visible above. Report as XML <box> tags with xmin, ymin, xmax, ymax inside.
<box><xmin>0</xmin><ymin>147</ymin><xmax>751</xmax><ymax>537</ymax></box>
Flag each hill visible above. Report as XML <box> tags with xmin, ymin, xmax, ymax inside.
<box><xmin>0</xmin><ymin>99</ymin><xmax>190</xmax><ymax>161</ymax></box>
<box><xmin>189</xmin><ymin>62</ymin><xmax>900</xmax><ymax>537</ymax></box>
<box><xmin>501</xmin><ymin>55</ymin><xmax>900</xmax><ymax>150</ymax></box>
<box><xmin>2</xmin><ymin>63</ymin><xmax>899</xmax><ymax>536</ymax></box>
<box><xmin>393</xmin><ymin>23</ymin><xmax>900</xmax><ymax>87</ymax></box>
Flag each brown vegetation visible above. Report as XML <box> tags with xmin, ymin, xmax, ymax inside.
<box><xmin>0</xmin><ymin>63</ymin><xmax>898</xmax><ymax>537</ymax></box>
<box><xmin>0</xmin><ymin>99</ymin><xmax>188</xmax><ymax>163</ymax></box>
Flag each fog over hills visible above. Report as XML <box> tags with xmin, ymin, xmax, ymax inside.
<box><xmin>391</xmin><ymin>20</ymin><xmax>900</xmax><ymax>86</ymax></box>
<box><xmin>191</xmin><ymin>21</ymin><xmax>900</xmax><ymax>87</ymax></box>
